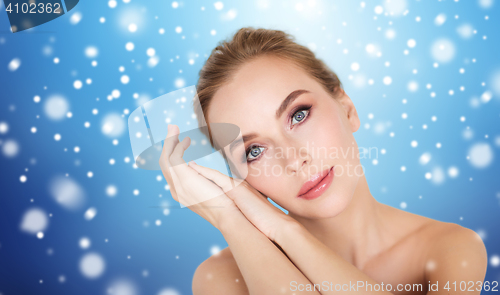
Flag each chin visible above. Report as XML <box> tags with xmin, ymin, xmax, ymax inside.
<box><xmin>290</xmin><ymin>186</ymin><xmax>354</xmax><ymax>219</ymax></box>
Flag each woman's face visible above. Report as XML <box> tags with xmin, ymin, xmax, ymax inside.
<box><xmin>207</xmin><ymin>55</ymin><xmax>362</xmax><ymax>219</ymax></box>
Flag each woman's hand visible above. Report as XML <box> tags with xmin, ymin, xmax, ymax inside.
<box><xmin>158</xmin><ymin>124</ymin><xmax>241</xmax><ymax>230</ymax></box>
<box><xmin>187</xmin><ymin>161</ymin><xmax>298</xmax><ymax>242</ymax></box>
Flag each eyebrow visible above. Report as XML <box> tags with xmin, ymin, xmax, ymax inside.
<box><xmin>275</xmin><ymin>89</ymin><xmax>310</xmax><ymax>119</ymax></box>
<box><xmin>228</xmin><ymin>89</ymin><xmax>310</xmax><ymax>154</ymax></box>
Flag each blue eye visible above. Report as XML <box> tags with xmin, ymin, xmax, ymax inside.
<box><xmin>291</xmin><ymin>109</ymin><xmax>309</xmax><ymax>125</ymax></box>
<box><xmin>244</xmin><ymin>105</ymin><xmax>312</xmax><ymax>163</ymax></box>
<box><xmin>246</xmin><ymin>146</ymin><xmax>265</xmax><ymax>162</ymax></box>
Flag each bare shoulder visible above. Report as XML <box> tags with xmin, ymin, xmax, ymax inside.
<box><xmin>402</xmin><ymin>213</ymin><xmax>487</xmax><ymax>261</ymax></box>
<box><xmin>422</xmin><ymin>221</ymin><xmax>488</xmax><ymax>282</ymax></box>
<box><xmin>382</xmin><ymin>203</ymin><xmax>485</xmax><ymax>248</ymax></box>
<box><xmin>380</xmin><ymin>204</ymin><xmax>486</xmax><ymax>268</ymax></box>
<box><xmin>192</xmin><ymin>247</ymin><xmax>248</xmax><ymax>295</ymax></box>
<box><xmin>393</xmin><ymin>212</ymin><xmax>488</xmax><ymax>286</ymax></box>
<box><xmin>424</xmin><ymin>220</ymin><xmax>487</xmax><ymax>257</ymax></box>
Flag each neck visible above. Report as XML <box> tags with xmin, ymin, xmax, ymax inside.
<box><xmin>289</xmin><ymin>175</ymin><xmax>390</xmax><ymax>269</ymax></box>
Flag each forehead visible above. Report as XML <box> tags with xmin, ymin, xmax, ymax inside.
<box><xmin>207</xmin><ymin>55</ymin><xmax>321</xmax><ymax>131</ymax></box>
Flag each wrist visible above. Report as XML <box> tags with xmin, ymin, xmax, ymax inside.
<box><xmin>274</xmin><ymin>218</ymin><xmax>304</xmax><ymax>245</ymax></box>
<box><xmin>216</xmin><ymin>205</ymin><xmax>245</xmax><ymax>234</ymax></box>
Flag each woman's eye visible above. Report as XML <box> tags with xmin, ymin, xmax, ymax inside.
<box><xmin>246</xmin><ymin>146</ymin><xmax>265</xmax><ymax>161</ymax></box>
<box><xmin>291</xmin><ymin>109</ymin><xmax>309</xmax><ymax>125</ymax></box>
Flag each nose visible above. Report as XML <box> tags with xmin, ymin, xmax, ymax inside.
<box><xmin>284</xmin><ymin>144</ymin><xmax>312</xmax><ymax>176</ymax></box>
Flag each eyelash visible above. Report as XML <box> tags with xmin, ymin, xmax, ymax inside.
<box><xmin>245</xmin><ymin>104</ymin><xmax>312</xmax><ymax>163</ymax></box>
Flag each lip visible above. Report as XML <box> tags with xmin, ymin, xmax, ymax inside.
<box><xmin>297</xmin><ymin>167</ymin><xmax>334</xmax><ymax>200</ymax></box>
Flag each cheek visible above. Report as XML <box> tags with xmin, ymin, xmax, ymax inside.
<box><xmin>246</xmin><ymin>172</ymin><xmax>286</xmax><ymax>199</ymax></box>
<box><xmin>303</xmin><ymin>108</ymin><xmax>348</xmax><ymax>153</ymax></box>
<box><xmin>245</xmin><ymin>158</ymin><xmax>293</xmax><ymax>198</ymax></box>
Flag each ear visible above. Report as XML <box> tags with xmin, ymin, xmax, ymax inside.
<box><xmin>336</xmin><ymin>89</ymin><xmax>360</xmax><ymax>133</ymax></box>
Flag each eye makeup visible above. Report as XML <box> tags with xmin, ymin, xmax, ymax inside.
<box><xmin>244</xmin><ymin>103</ymin><xmax>313</xmax><ymax>163</ymax></box>
<box><xmin>287</xmin><ymin>103</ymin><xmax>312</xmax><ymax>129</ymax></box>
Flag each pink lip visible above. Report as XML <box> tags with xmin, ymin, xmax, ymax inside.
<box><xmin>297</xmin><ymin>167</ymin><xmax>334</xmax><ymax>200</ymax></box>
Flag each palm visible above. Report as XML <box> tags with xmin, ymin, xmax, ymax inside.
<box><xmin>159</xmin><ymin>124</ymin><xmax>238</xmax><ymax>229</ymax></box>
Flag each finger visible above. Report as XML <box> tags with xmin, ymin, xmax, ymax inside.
<box><xmin>168</xmin><ymin>138</ymin><xmax>226</xmax><ymax>206</ymax></box>
<box><xmin>169</xmin><ymin>136</ymin><xmax>190</xmax><ymax>167</ymax></box>
<box><xmin>188</xmin><ymin>161</ymin><xmax>234</xmax><ymax>192</ymax></box>
<box><xmin>169</xmin><ymin>136</ymin><xmax>194</xmax><ymax>186</ymax></box>
<box><xmin>159</xmin><ymin>125</ymin><xmax>180</xmax><ymax>199</ymax></box>
<box><xmin>164</xmin><ymin>134</ymin><xmax>190</xmax><ymax>198</ymax></box>
<box><xmin>160</xmin><ymin>124</ymin><xmax>180</xmax><ymax>169</ymax></box>
<box><xmin>230</xmin><ymin>183</ymin><xmax>287</xmax><ymax>218</ymax></box>
<box><xmin>168</xmin><ymin>136</ymin><xmax>192</xmax><ymax>204</ymax></box>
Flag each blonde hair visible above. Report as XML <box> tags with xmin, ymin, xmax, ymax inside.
<box><xmin>194</xmin><ymin>26</ymin><xmax>343</xmax><ymax>148</ymax></box>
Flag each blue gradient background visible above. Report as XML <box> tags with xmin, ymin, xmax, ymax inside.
<box><xmin>0</xmin><ymin>0</ymin><xmax>499</xmax><ymax>294</ymax></box>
